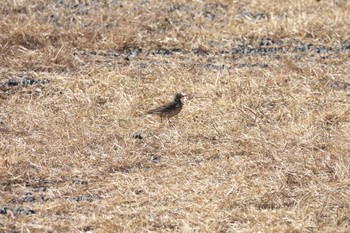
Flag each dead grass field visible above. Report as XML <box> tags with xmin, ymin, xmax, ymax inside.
<box><xmin>1</xmin><ymin>0</ymin><xmax>350</xmax><ymax>232</ymax></box>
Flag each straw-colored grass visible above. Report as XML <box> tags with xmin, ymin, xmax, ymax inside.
<box><xmin>1</xmin><ymin>0</ymin><xmax>349</xmax><ymax>232</ymax></box>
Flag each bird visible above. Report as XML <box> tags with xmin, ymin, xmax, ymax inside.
<box><xmin>147</xmin><ymin>93</ymin><xmax>186</xmax><ymax>122</ymax></box>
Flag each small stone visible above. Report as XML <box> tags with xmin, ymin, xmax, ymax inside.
<box><xmin>151</xmin><ymin>155</ymin><xmax>160</xmax><ymax>163</ymax></box>
<box><xmin>132</xmin><ymin>132</ymin><xmax>143</xmax><ymax>140</ymax></box>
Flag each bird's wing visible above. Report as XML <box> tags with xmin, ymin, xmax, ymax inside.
<box><xmin>147</xmin><ymin>102</ymin><xmax>176</xmax><ymax>114</ymax></box>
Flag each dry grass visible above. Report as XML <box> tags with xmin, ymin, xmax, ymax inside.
<box><xmin>1</xmin><ymin>0</ymin><xmax>350</xmax><ymax>232</ymax></box>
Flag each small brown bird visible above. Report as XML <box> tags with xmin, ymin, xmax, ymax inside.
<box><xmin>147</xmin><ymin>93</ymin><xmax>186</xmax><ymax>121</ymax></box>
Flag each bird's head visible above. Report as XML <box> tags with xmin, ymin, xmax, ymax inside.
<box><xmin>174</xmin><ymin>93</ymin><xmax>186</xmax><ymax>102</ymax></box>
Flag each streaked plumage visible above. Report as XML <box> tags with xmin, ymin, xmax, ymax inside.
<box><xmin>147</xmin><ymin>93</ymin><xmax>185</xmax><ymax>121</ymax></box>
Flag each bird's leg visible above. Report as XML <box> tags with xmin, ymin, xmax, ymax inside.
<box><xmin>165</xmin><ymin>117</ymin><xmax>172</xmax><ymax>126</ymax></box>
